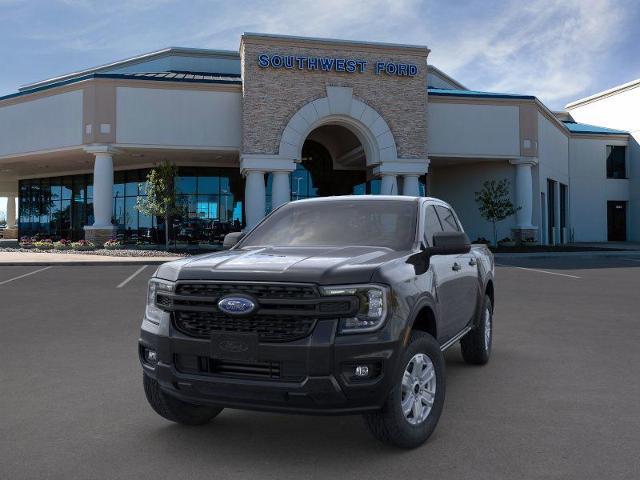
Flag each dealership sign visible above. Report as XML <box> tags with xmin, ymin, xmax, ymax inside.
<box><xmin>258</xmin><ymin>54</ymin><xmax>418</xmax><ymax>77</ymax></box>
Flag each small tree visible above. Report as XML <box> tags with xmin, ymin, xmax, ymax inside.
<box><xmin>474</xmin><ymin>179</ymin><xmax>519</xmax><ymax>246</ymax></box>
<box><xmin>136</xmin><ymin>161</ymin><xmax>182</xmax><ymax>250</ymax></box>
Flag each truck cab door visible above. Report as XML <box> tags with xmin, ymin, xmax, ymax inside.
<box><xmin>431</xmin><ymin>205</ymin><xmax>479</xmax><ymax>339</ymax></box>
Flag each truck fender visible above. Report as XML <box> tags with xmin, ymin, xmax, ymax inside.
<box><xmin>403</xmin><ymin>294</ymin><xmax>439</xmax><ymax>346</ymax></box>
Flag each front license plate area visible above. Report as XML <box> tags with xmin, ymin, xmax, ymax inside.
<box><xmin>211</xmin><ymin>332</ymin><xmax>259</xmax><ymax>362</ymax></box>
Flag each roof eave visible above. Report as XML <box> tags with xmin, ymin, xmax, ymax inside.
<box><xmin>19</xmin><ymin>47</ymin><xmax>240</xmax><ymax>93</ymax></box>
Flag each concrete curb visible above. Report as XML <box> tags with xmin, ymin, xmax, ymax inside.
<box><xmin>495</xmin><ymin>250</ymin><xmax>640</xmax><ymax>259</ymax></box>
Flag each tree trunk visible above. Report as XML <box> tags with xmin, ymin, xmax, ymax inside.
<box><xmin>164</xmin><ymin>214</ymin><xmax>169</xmax><ymax>251</ymax></box>
<box><xmin>492</xmin><ymin>221</ymin><xmax>498</xmax><ymax>246</ymax></box>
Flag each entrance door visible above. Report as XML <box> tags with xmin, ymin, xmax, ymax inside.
<box><xmin>607</xmin><ymin>201</ymin><xmax>627</xmax><ymax>241</ymax></box>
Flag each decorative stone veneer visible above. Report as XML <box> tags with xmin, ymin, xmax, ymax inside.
<box><xmin>84</xmin><ymin>226</ymin><xmax>117</xmax><ymax>247</ymax></box>
<box><xmin>240</xmin><ymin>35</ymin><xmax>429</xmax><ymax>160</ymax></box>
<box><xmin>2</xmin><ymin>228</ymin><xmax>18</xmax><ymax>239</ymax></box>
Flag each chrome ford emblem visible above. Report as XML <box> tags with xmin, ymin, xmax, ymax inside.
<box><xmin>217</xmin><ymin>296</ymin><xmax>256</xmax><ymax>315</ymax></box>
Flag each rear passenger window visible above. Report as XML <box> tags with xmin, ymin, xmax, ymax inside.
<box><xmin>424</xmin><ymin>205</ymin><xmax>443</xmax><ymax>246</ymax></box>
<box><xmin>434</xmin><ymin>206</ymin><xmax>460</xmax><ymax>232</ymax></box>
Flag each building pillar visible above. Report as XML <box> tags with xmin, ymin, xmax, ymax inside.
<box><xmin>6</xmin><ymin>195</ymin><xmax>17</xmax><ymax>228</ymax></box>
<box><xmin>374</xmin><ymin>159</ymin><xmax>429</xmax><ymax>197</ymax></box>
<box><xmin>380</xmin><ymin>174</ymin><xmax>398</xmax><ymax>195</ymax></box>
<box><xmin>271</xmin><ymin>171</ymin><xmax>291</xmax><ymax>210</ymax></box>
<box><xmin>83</xmin><ymin>146</ymin><xmax>117</xmax><ymax>245</ymax></box>
<box><xmin>244</xmin><ymin>170</ymin><xmax>266</xmax><ymax>229</ymax></box>
<box><xmin>240</xmin><ymin>154</ymin><xmax>296</xmax><ymax>230</ymax></box>
<box><xmin>510</xmin><ymin>157</ymin><xmax>538</xmax><ymax>242</ymax></box>
<box><xmin>2</xmin><ymin>195</ymin><xmax>18</xmax><ymax>240</ymax></box>
<box><xmin>402</xmin><ymin>175</ymin><xmax>421</xmax><ymax>196</ymax></box>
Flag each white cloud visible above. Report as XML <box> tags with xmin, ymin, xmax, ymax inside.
<box><xmin>426</xmin><ymin>0</ymin><xmax>629</xmax><ymax>107</ymax></box>
<box><xmin>2</xmin><ymin>0</ymin><xmax>635</xmax><ymax>109</ymax></box>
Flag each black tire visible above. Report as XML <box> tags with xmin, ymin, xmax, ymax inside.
<box><xmin>460</xmin><ymin>294</ymin><xmax>493</xmax><ymax>365</ymax></box>
<box><xmin>143</xmin><ymin>374</ymin><xmax>223</xmax><ymax>426</ymax></box>
<box><xmin>363</xmin><ymin>331</ymin><xmax>445</xmax><ymax>449</ymax></box>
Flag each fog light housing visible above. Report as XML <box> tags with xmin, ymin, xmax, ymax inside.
<box><xmin>143</xmin><ymin>348</ymin><xmax>158</xmax><ymax>366</ymax></box>
<box><xmin>342</xmin><ymin>362</ymin><xmax>382</xmax><ymax>383</ymax></box>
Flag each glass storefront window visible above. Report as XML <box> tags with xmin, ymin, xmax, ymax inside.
<box><xmin>18</xmin><ymin>167</ymin><xmax>245</xmax><ymax>246</ymax></box>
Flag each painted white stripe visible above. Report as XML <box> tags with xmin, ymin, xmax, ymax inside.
<box><xmin>496</xmin><ymin>264</ymin><xmax>581</xmax><ymax>279</ymax></box>
<box><xmin>623</xmin><ymin>258</ymin><xmax>640</xmax><ymax>263</ymax></box>
<box><xmin>0</xmin><ymin>266</ymin><xmax>52</xmax><ymax>286</ymax></box>
<box><xmin>116</xmin><ymin>265</ymin><xmax>148</xmax><ymax>289</ymax></box>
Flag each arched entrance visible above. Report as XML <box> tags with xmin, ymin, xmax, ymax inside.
<box><xmin>268</xmin><ymin>123</ymin><xmax>382</xmax><ymax>209</ymax></box>
<box><xmin>242</xmin><ymin>86</ymin><xmax>429</xmax><ymax>227</ymax></box>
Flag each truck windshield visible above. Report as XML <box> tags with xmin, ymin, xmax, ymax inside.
<box><xmin>239</xmin><ymin>199</ymin><xmax>417</xmax><ymax>251</ymax></box>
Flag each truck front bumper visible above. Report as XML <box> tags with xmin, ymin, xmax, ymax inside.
<box><xmin>139</xmin><ymin>317</ymin><xmax>402</xmax><ymax>415</ymax></box>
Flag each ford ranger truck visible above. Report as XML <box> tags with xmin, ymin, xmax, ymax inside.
<box><xmin>139</xmin><ymin>196</ymin><xmax>495</xmax><ymax>448</ymax></box>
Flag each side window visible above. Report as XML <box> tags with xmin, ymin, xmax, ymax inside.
<box><xmin>424</xmin><ymin>205</ymin><xmax>443</xmax><ymax>246</ymax></box>
<box><xmin>434</xmin><ymin>205</ymin><xmax>461</xmax><ymax>232</ymax></box>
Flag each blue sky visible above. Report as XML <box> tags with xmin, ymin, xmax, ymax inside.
<box><xmin>1</xmin><ymin>0</ymin><xmax>639</xmax><ymax>109</ymax></box>
<box><xmin>1</xmin><ymin>0</ymin><xmax>640</xmax><ymax>215</ymax></box>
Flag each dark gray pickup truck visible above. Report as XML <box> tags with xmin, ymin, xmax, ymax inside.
<box><xmin>139</xmin><ymin>195</ymin><xmax>495</xmax><ymax>448</ymax></box>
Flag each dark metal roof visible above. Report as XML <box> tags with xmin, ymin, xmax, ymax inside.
<box><xmin>121</xmin><ymin>70</ymin><xmax>241</xmax><ymax>82</ymax></box>
<box><xmin>0</xmin><ymin>71</ymin><xmax>242</xmax><ymax>102</ymax></box>
<box><xmin>562</xmin><ymin>121</ymin><xmax>628</xmax><ymax>135</ymax></box>
<box><xmin>428</xmin><ymin>87</ymin><xmax>535</xmax><ymax>100</ymax></box>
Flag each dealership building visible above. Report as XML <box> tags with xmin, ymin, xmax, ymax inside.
<box><xmin>0</xmin><ymin>33</ymin><xmax>637</xmax><ymax>245</ymax></box>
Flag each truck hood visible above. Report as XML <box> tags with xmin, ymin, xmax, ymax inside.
<box><xmin>155</xmin><ymin>246</ymin><xmax>408</xmax><ymax>285</ymax></box>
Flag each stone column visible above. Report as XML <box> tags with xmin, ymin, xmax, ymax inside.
<box><xmin>380</xmin><ymin>174</ymin><xmax>398</xmax><ymax>195</ymax></box>
<box><xmin>2</xmin><ymin>195</ymin><xmax>18</xmax><ymax>240</ymax></box>
<box><xmin>374</xmin><ymin>159</ymin><xmax>429</xmax><ymax>197</ymax></box>
<box><xmin>244</xmin><ymin>170</ymin><xmax>266</xmax><ymax>229</ymax></box>
<box><xmin>6</xmin><ymin>195</ymin><xmax>16</xmax><ymax>228</ymax></box>
<box><xmin>509</xmin><ymin>157</ymin><xmax>538</xmax><ymax>242</ymax></box>
<box><xmin>241</xmin><ymin>154</ymin><xmax>296</xmax><ymax>230</ymax></box>
<box><xmin>271</xmin><ymin>171</ymin><xmax>291</xmax><ymax>210</ymax></box>
<box><xmin>83</xmin><ymin>146</ymin><xmax>117</xmax><ymax>245</ymax></box>
<box><xmin>402</xmin><ymin>175</ymin><xmax>421</xmax><ymax>196</ymax></box>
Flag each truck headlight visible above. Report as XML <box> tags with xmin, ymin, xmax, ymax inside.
<box><xmin>146</xmin><ymin>278</ymin><xmax>174</xmax><ymax>324</ymax></box>
<box><xmin>321</xmin><ymin>285</ymin><xmax>389</xmax><ymax>334</ymax></box>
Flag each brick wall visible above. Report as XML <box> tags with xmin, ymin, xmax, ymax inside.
<box><xmin>240</xmin><ymin>36</ymin><xmax>429</xmax><ymax>160</ymax></box>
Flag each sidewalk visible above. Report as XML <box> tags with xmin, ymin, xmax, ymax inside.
<box><xmin>0</xmin><ymin>251</ymin><xmax>183</xmax><ymax>266</ymax></box>
<box><xmin>495</xmin><ymin>250</ymin><xmax>640</xmax><ymax>260</ymax></box>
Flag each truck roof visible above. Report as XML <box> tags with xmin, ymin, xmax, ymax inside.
<box><xmin>291</xmin><ymin>195</ymin><xmax>424</xmax><ymax>203</ymax></box>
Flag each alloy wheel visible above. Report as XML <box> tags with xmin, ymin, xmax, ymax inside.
<box><xmin>401</xmin><ymin>353</ymin><xmax>437</xmax><ymax>425</ymax></box>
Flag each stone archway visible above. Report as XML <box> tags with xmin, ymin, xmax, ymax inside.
<box><xmin>278</xmin><ymin>86</ymin><xmax>398</xmax><ymax>166</ymax></box>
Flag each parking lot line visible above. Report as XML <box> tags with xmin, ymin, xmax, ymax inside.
<box><xmin>0</xmin><ymin>266</ymin><xmax>52</xmax><ymax>286</ymax></box>
<box><xmin>496</xmin><ymin>264</ymin><xmax>581</xmax><ymax>279</ymax></box>
<box><xmin>116</xmin><ymin>265</ymin><xmax>148</xmax><ymax>289</ymax></box>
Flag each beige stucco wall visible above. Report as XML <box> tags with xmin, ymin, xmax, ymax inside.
<box><xmin>240</xmin><ymin>35</ymin><xmax>429</xmax><ymax>160</ymax></box>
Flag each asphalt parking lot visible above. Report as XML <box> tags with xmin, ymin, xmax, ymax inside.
<box><xmin>1</xmin><ymin>256</ymin><xmax>639</xmax><ymax>479</ymax></box>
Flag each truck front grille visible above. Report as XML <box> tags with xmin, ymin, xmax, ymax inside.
<box><xmin>160</xmin><ymin>282</ymin><xmax>356</xmax><ymax>343</ymax></box>
<box><xmin>175</xmin><ymin>283</ymin><xmax>317</xmax><ymax>299</ymax></box>
<box><xmin>173</xmin><ymin>311</ymin><xmax>317</xmax><ymax>342</ymax></box>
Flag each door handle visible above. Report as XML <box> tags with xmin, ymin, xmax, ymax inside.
<box><xmin>452</xmin><ymin>262</ymin><xmax>462</xmax><ymax>271</ymax></box>
<box><xmin>468</xmin><ymin>258</ymin><xmax>477</xmax><ymax>266</ymax></box>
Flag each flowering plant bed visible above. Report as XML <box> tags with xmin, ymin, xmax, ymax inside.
<box><xmin>71</xmin><ymin>240</ymin><xmax>96</xmax><ymax>251</ymax></box>
<box><xmin>19</xmin><ymin>236</ymin><xmax>34</xmax><ymax>249</ymax></box>
<box><xmin>54</xmin><ymin>239</ymin><xmax>73</xmax><ymax>250</ymax></box>
<box><xmin>33</xmin><ymin>239</ymin><xmax>54</xmax><ymax>250</ymax></box>
<box><xmin>103</xmin><ymin>239</ymin><xmax>123</xmax><ymax>250</ymax></box>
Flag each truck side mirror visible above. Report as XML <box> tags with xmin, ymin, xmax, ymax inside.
<box><xmin>222</xmin><ymin>231</ymin><xmax>246</xmax><ymax>250</ymax></box>
<box><xmin>430</xmin><ymin>231</ymin><xmax>471</xmax><ymax>255</ymax></box>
